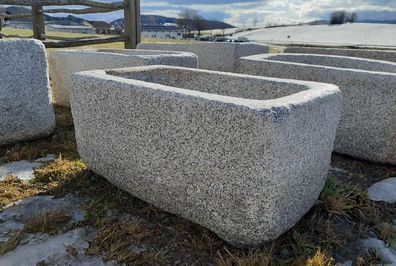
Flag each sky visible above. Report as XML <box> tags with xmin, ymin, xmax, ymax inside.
<box><xmin>45</xmin><ymin>0</ymin><xmax>396</xmax><ymax>26</ymax></box>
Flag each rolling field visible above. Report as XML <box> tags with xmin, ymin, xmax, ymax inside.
<box><xmin>232</xmin><ymin>23</ymin><xmax>396</xmax><ymax>47</ymax></box>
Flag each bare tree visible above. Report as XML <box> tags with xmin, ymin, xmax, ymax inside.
<box><xmin>330</xmin><ymin>10</ymin><xmax>358</xmax><ymax>24</ymax></box>
<box><xmin>192</xmin><ymin>13</ymin><xmax>206</xmax><ymax>36</ymax></box>
<box><xmin>330</xmin><ymin>10</ymin><xmax>347</xmax><ymax>24</ymax></box>
<box><xmin>177</xmin><ymin>9</ymin><xmax>195</xmax><ymax>37</ymax></box>
<box><xmin>348</xmin><ymin>12</ymin><xmax>358</xmax><ymax>23</ymax></box>
<box><xmin>253</xmin><ymin>18</ymin><xmax>258</xmax><ymax>28</ymax></box>
<box><xmin>177</xmin><ymin>9</ymin><xmax>207</xmax><ymax>37</ymax></box>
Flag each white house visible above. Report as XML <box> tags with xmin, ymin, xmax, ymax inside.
<box><xmin>46</xmin><ymin>24</ymin><xmax>96</xmax><ymax>34</ymax></box>
<box><xmin>141</xmin><ymin>25</ymin><xmax>182</xmax><ymax>40</ymax></box>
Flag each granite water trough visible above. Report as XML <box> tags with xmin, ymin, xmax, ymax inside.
<box><xmin>70</xmin><ymin>65</ymin><xmax>341</xmax><ymax>247</ymax></box>
<box><xmin>237</xmin><ymin>53</ymin><xmax>396</xmax><ymax>164</ymax></box>
<box><xmin>49</xmin><ymin>49</ymin><xmax>198</xmax><ymax>106</ymax></box>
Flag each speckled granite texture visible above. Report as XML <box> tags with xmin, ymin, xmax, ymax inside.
<box><xmin>237</xmin><ymin>53</ymin><xmax>396</xmax><ymax>165</ymax></box>
<box><xmin>137</xmin><ymin>42</ymin><xmax>270</xmax><ymax>72</ymax></box>
<box><xmin>71</xmin><ymin>65</ymin><xmax>341</xmax><ymax>247</ymax></box>
<box><xmin>0</xmin><ymin>39</ymin><xmax>55</xmax><ymax>145</ymax></box>
<box><xmin>284</xmin><ymin>46</ymin><xmax>396</xmax><ymax>63</ymax></box>
<box><xmin>48</xmin><ymin>49</ymin><xmax>197</xmax><ymax>106</ymax></box>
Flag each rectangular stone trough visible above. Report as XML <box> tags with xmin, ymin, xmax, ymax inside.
<box><xmin>48</xmin><ymin>49</ymin><xmax>198</xmax><ymax>107</ymax></box>
<box><xmin>71</xmin><ymin>65</ymin><xmax>341</xmax><ymax>247</ymax></box>
<box><xmin>0</xmin><ymin>39</ymin><xmax>55</xmax><ymax>145</ymax></box>
<box><xmin>137</xmin><ymin>42</ymin><xmax>270</xmax><ymax>72</ymax></box>
<box><xmin>237</xmin><ymin>53</ymin><xmax>396</xmax><ymax>164</ymax></box>
<box><xmin>284</xmin><ymin>46</ymin><xmax>396</xmax><ymax>63</ymax></box>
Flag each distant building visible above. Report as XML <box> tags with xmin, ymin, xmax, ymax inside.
<box><xmin>46</xmin><ymin>24</ymin><xmax>96</xmax><ymax>34</ymax></box>
<box><xmin>88</xmin><ymin>21</ymin><xmax>112</xmax><ymax>34</ymax></box>
<box><xmin>141</xmin><ymin>25</ymin><xmax>182</xmax><ymax>39</ymax></box>
<box><xmin>4</xmin><ymin>20</ymin><xmax>32</xmax><ymax>30</ymax></box>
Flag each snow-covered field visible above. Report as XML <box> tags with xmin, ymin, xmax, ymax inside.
<box><xmin>233</xmin><ymin>23</ymin><xmax>396</xmax><ymax>47</ymax></box>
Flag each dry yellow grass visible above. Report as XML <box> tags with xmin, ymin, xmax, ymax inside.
<box><xmin>33</xmin><ymin>157</ymin><xmax>86</xmax><ymax>183</ymax></box>
<box><xmin>86</xmin><ymin>220</ymin><xmax>152</xmax><ymax>264</ymax></box>
<box><xmin>306</xmin><ymin>248</ymin><xmax>334</xmax><ymax>266</ymax></box>
<box><xmin>25</xmin><ymin>209</ymin><xmax>71</xmax><ymax>234</ymax></box>
<box><xmin>217</xmin><ymin>246</ymin><xmax>274</xmax><ymax>266</ymax></box>
<box><xmin>0</xmin><ymin>176</ymin><xmax>44</xmax><ymax>210</ymax></box>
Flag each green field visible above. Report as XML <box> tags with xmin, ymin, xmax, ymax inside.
<box><xmin>1</xmin><ymin>27</ymin><xmax>195</xmax><ymax>50</ymax></box>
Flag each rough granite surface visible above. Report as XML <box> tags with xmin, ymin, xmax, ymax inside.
<box><xmin>0</xmin><ymin>39</ymin><xmax>55</xmax><ymax>145</ymax></box>
<box><xmin>237</xmin><ymin>53</ymin><xmax>396</xmax><ymax>165</ymax></box>
<box><xmin>137</xmin><ymin>42</ymin><xmax>270</xmax><ymax>72</ymax></box>
<box><xmin>48</xmin><ymin>49</ymin><xmax>198</xmax><ymax>106</ymax></box>
<box><xmin>70</xmin><ymin>65</ymin><xmax>341</xmax><ymax>247</ymax></box>
<box><xmin>285</xmin><ymin>46</ymin><xmax>396</xmax><ymax>63</ymax></box>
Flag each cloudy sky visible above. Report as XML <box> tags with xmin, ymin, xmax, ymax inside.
<box><xmin>51</xmin><ymin>0</ymin><xmax>396</xmax><ymax>26</ymax></box>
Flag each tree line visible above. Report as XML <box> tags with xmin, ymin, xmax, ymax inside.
<box><xmin>330</xmin><ymin>10</ymin><xmax>358</xmax><ymax>25</ymax></box>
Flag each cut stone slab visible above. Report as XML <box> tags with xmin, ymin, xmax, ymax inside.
<box><xmin>0</xmin><ymin>155</ymin><xmax>55</xmax><ymax>181</ymax></box>
<box><xmin>237</xmin><ymin>53</ymin><xmax>396</xmax><ymax>165</ymax></box>
<box><xmin>0</xmin><ymin>39</ymin><xmax>55</xmax><ymax>145</ymax></box>
<box><xmin>48</xmin><ymin>48</ymin><xmax>198</xmax><ymax>107</ymax></box>
<box><xmin>71</xmin><ymin>65</ymin><xmax>341</xmax><ymax>247</ymax></box>
<box><xmin>137</xmin><ymin>42</ymin><xmax>270</xmax><ymax>72</ymax></box>
<box><xmin>285</xmin><ymin>46</ymin><xmax>396</xmax><ymax>63</ymax></box>
<box><xmin>368</xmin><ymin>177</ymin><xmax>396</xmax><ymax>204</ymax></box>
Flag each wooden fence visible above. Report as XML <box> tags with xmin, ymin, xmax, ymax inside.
<box><xmin>0</xmin><ymin>0</ymin><xmax>140</xmax><ymax>48</ymax></box>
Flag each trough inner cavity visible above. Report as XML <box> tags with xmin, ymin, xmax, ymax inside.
<box><xmin>107</xmin><ymin>67</ymin><xmax>308</xmax><ymax>101</ymax></box>
<box><xmin>266</xmin><ymin>54</ymin><xmax>396</xmax><ymax>73</ymax></box>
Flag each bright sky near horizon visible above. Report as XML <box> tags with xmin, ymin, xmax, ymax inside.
<box><xmin>39</xmin><ymin>0</ymin><xmax>396</xmax><ymax>26</ymax></box>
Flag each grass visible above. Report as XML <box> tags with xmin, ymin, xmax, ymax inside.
<box><xmin>0</xmin><ymin>176</ymin><xmax>44</xmax><ymax>210</ymax></box>
<box><xmin>33</xmin><ymin>157</ymin><xmax>86</xmax><ymax>183</ymax></box>
<box><xmin>0</xmin><ymin>230</ymin><xmax>23</xmax><ymax>256</ymax></box>
<box><xmin>376</xmin><ymin>222</ymin><xmax>395</xmax><ymax>245</ymax></box>
<box><xmin>25</xmin><ymin>209</ymin><xmax>71</xmax><ymax>234</ymax></box>
<box><xmin>306</xmin><ymin>248</ymin><xmax>334</xmax><ymax>266</ymax></box>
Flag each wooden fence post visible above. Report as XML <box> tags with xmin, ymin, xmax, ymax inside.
<box><xmin>32</xmin><ymin>5</ymin><xmax>45</xmax><ymax>40</ymax></box>
<box><xmin>124</xmin><ymin>0</ymin><xmax>140</xmax><ymax>49</ymax></box>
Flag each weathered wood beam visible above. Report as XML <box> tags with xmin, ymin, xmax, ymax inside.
<box><xmin>124</xmin><ymin>0</ymin><xmax>140</xmax><ymax>49</ymax></box>
<box><xmin>43</xmin><ymin>35</ymin><xmax>125</xmax><ymax>48</ymax></box>
<box><xmin>42</xmin><ymin>34</ymin><xmax>98</xmax><ymax>40</ymax></box>
<box><xmin>0</xmin><ymin>0</ymin><xmax>124</xmax><ymax>9</ymax></box>
<box><xmin>1</xmin><ymin>13</ymin><xmax>32</xmax><ymax>19</ymax></box>
<box><xmin>32</xmin><ymin>5</ymin><xmax>45</xmax><ymax>40</ymax></box>
<box><xmin>44</xmin><ymin>6</ymin><xmax>122</xmax><ymax>14</ymax></box>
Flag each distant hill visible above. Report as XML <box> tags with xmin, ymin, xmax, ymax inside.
<box><xmin>358</xmin><ymin>20</ymin><xmax>396</xmax><ymax>24</ymax></box>
<box><xmin>111</xmin><ymin>16</ymin><xmax>234</xmax><ymax>30</ymax></box>
<box><xmin>5</xmin><ymin>6</ymin><xmax>234</xmax><ymax>30</ymax></box>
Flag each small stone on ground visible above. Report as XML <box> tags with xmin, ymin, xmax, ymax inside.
<box><xmin>368</xmin><ymin>177</ymin><xmax>396</xmax><ymax>204</ymax></box>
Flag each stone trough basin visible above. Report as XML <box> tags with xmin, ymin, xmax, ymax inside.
<box><xmin>48</xmin><ymin>49</ymin><xmax>198</xmax><ymax>106</ymax></box>
<box><xmin>137</xmin><ymin>42</ymin><xmax>270</xmax><ymax>72</ymax></box>
<box><xmin>237</xmin><ymin>54</ymin><xmax>396</xmax><ymax>165</ymax></box>
<box><xmin>71</xmin><ymin>65</ymin><xmax>341</xmax><ymax>247</ymax></box>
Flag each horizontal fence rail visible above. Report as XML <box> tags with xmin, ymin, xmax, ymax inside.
<box><xmin>0</xmin><ymin>0</ymin><xmax>140</xmax><ymax>49</ymax></box>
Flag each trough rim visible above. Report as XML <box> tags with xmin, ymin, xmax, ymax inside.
<box><xmin>73</xmin><ymin>65</ymin><xmax>340</xmax><ymax>113</ymax></box>
<box><xmin>241</xmin><ymin>53</ymin><xmax>396</xmax><ymax>76</ymax></box>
